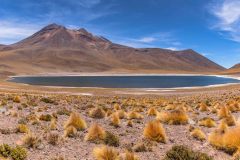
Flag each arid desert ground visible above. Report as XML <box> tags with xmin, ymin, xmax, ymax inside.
<box><xmin>1</xmin><ymin>79</ymin><xmax>240</xmax><ymax>160</ymax></box>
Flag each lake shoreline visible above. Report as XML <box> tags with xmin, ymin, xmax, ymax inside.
<box><xmin>7</xmin><ymin>74</ymin><xmax>240</xmax><ymax>90</ymax></box>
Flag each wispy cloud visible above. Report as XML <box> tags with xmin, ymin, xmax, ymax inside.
<box><xmin>138</xmin><ymin>37</ymin><xmax>156</xmax><ymax>43</ymax></box>
<box><xmin>0</xmin><ymin>0</ymin><xmax>116</xmax><ymax>44</ymax></box>
<box><xmin>114</xmin><ymin>32</ymin><xmax>181</xmax><ymax>48</ymax></box>
<box><xmin>0</xmin><ymin>20</ymin><xmax>41</xmax><ymax>44</ymax></box>
<box><xmin>165</xmin><ymin>47</ymin><xmax>178</xmax><ymax>51</ymax></box>
<box><xmin>210</xmin><ymin>0</ymin><xmax>240</xmax><ymax>42</ymax></box>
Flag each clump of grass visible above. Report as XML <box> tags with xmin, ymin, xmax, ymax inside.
<box><xmin>157</xmin><ymin>109</ymin><xmax>188</xmax><ymax>125</ymax></box>
<box><xmin>0</xmin><ymin>144</ymin><xmax>27</xmax><ymax>160</ymax></box>
<box><xmin>218</xmin><ymin>120</ymin><xmax>228</xmax><ymax>133</ymax></box>
<box><xmin>49</xmin><ymin>118</ymin><xmax>57</xmax><ymax>130</ymax></box>
<box><xmin>127</xmin><ymin>111</ymin><xmax>143</xmax><ymax>120</ymax></box>
<box><xmin>207</xmin><ymin>121</ymin><xmax>240</xmax><ymax>154</ymax></box>
<box><xmin>106</xmin><ymin>110</ymin><xmax>113</xmax><ymax>117</ymax></box>
<box><xmin>190</xmin><ymin>128</ymin><xmax>206</xmax><ymax>141</ymax></box>
<box><xmin>228</xmin><ymin>103</ymin><xmax>239</xmax><ymax>113</ymax></box>
<box><xmin>39</xmin><ymin>114</ymin><xmax>52</xmax><ymax>121</ymax></box>
<box><xmin>47</xmin><ymin>131</ymin><xmax>59</xmax><ymax>145</ymax></box>
<box><xmin>64</xmin><ymin>126</ymin><xmax>77</xmax><ymax>138</ymax></box>
<box><xmin>218</xmin><ymin>126</ymin><xmax>240</xmax><ymax>154</ymax></box>
<box><xmin>198</xmin><ymin>117</ymin><xmax>216</xmax><ymax>128</ymax></box>
<box><xmin>116</xmin><ymin>110</ymin><xmax>126</xmax><ymax>119</ymax></box>
<box><xmin>17</xmin><ymin>124</ymin><xmax>29</xmax><ymax>133</ymax></box>
<box><xmin>64</xmin><ymin>112</ymin><xmax>87</xmax><ymax>131</ymax></box>
<box><xmin>104</xmin><ymin>131</ymin><xmax>120</xmax><ymax>147</ymax></box>
<box><xmin>199</xmin><ymin>102</ymin><xmax>208</xmax><ymax>112</ymax></box>
<box><xmin>165</xmin><ymin>104</ymin><xmax>176</xmax><ymax>110</ymax></box>
<box><xmin>93</xmin><ymin>145</ymin><xmax>119</xmax><ymax>160</ymax></box>
<box><xmin>163</xmin><ymin>145</ymin><xmax>213</xmax><ymax>160</ymax></box>
<box><xmin>127</xmin><ymin>120</ymin><xmax>133</xmax><ymax>127</ymax></box>
<box><xmin>13</xmin><ymin>96</ymin><xmax>21</xmax><ymax>103</ymax></box>
<box><xmin>0</xmin><ymin>144</ymin><xmax>12</xmax><ymax>157</ymax></box>
<box><xmin>120</xmin><ymin>151</ymin><xmax>138</xmax><ymax>160</ymax></box>
<box><xmin>85</xmin><ymin>123</ymin><xmax>106</xmax><ymax>143</ymax></box>
<box><xmin>110</xmin><ymin>113</ymin><xmax>121</xmax><ymax>127</ymax></box>
<box><xmin>41</xmin><ymin>97</ymin><xmax>55</xmax><ymax>104</ymax></box>
<box><xmin>89</xmin><ymin>107</ymin><xmax>106</xmax><ymax>119</ymax></box>
<box><xmin>114</xmin><ymin>103</ymin><xmax>121</xmax><ymax>110</ymax></box>
<box><xmin>21</xmin><ymin>132</ymin><xmax>41</xmax><ymax>148</ymax></box>
<box><xmin>223</xmin><ymin>114</ymin><xmax>236</xmax><ymax>126</ymax></box>
<box><xmin>143</xmin><ymin>120</ymin><xmax>167</xmax><ymax>143</ymax></box>
<box><xmin>210</xmin><ymin>107</ymin><xmax>217</xmax><ymax>114</ymax></box>
<box><xmin>10</xmin><ymin>146</ymin><xmax>27</xmax><ymax>160</ymax></box>
<box><xmin>57</xmin><ymin>107</ymin><xmax>71</xmax><ymax>116</ymax></box>
<box><xmin>147</xmin><ymin>107</ymin><xmax>158</xmax><ymax>116</ymax></box>
<box><xmin>218</xmin><ymin>106</ymin><xmax>230</xmax><ymax>119</ymax></box>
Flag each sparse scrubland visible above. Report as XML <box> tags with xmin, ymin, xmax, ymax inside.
<box><xmin>1</xmin><ymin>89</ymin><xmax>240</xmax><ymax>159</ymax></box>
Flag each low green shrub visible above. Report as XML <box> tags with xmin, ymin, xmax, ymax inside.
<box><xmin>163</xmin><ymin>145</ymin><xmax>213</xmax><ymax>160</ymax></box>
<box><xmin>104</xmin><ymin>131</ymin><xmax>120</xmax><ymax>147</ymax></box>
<box><xmin>0</xmin><ymin>144</ymin><xmax>27</xmax><ymax>160</ymax></box>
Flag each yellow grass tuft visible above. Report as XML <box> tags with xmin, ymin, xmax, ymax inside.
<box><xmin>143</xmin><ymin>120</ymin><xmax>167</xmax><ymax>143</ymax></box>
<box><xmin>93</xmin><ymin>145</ymin><xmax>119</xmax><ymax>160</ymax></box>
<box><xmin>17</xmin><ymin>124</ymin><xmax>29</xmax><ymax>133</ymax></box>
<box><xmin>228</xmin><ymin>102</ymin><xmax>239</xmax><ymax>113</ymax></box>
<box><xmin>89</xmin><ymin>107</ymin><xmax>106</xmax><ymax>119</ymax></box>
<box><xmin>114</xmin><ymin>103</ymin><xmax>121</xmax><ymax>110</ymax></box>
<box><xmin>190</xmin><ymin>128</ymin><xmax>206</xmax><ymax>141</ymax></box>
<box><xmin>13</xmin><ymin>96</ymin><xmax>21</xmax><ymax>103</ymax></box>
<box><xmin>21</xmin><ymin>132</ymin><xmax>41</xmax><ymax>148</ymax></box>
<box><xmin>218</xmin><ymin>106</ymin><xmax>230</xmax><ymax>119</ymax></box>
<box><xmin>127</xmin><ymin>111</ymin><xmax>143</xmax><ymax>120</ymax></box>
<box><xmin>85</xmin><ymin>123</ymin><xmax>106</xmax><ymax>142</ymax></box>
<box><xmin>156</xmin><ymin>109</ymin><xmax>188</xmax><ymax>125</ymax></box>
<box><xmin>208</xmin><ymin>120</ymin><xmax>228</xmax><ymax>152</ymax></box>
<box><xmin>116</xmin><ymin>110</ymin><xmax>126</xmax><ymax>119</ymax></box>
<box><xmin>120</xmin><ymin>151</ymin><xmax>138</xmax><ymax>160</ymax></box>
<box><xmin>198</xmin><ymin>117</ymin><xmax>216</xmax><ymax>128</ymax></box>
<box><xmin>223</xmin><ymin>114</ymin><xmax>236</xmax><ymax>126</ymax></box>
<box><xmin>210</xmin><ymin>107</ymin><xmax>217</xmax><ymax>114</ymax></box>
<box><xmin>110</xmin><ymin>113</ymin><xmax>121</xmax><ymax>127</ymax></box>
<box><xmin>64</xmin><ymin>126</ymin><xmax>77</xmax><ymax>137</ymax></box>
<box><xmin>64</xmin><ymin>112</ymin><xmax>87</xmax><ymax>131</ymax></box>
<box><xmin>165</xmin><ymin>104</ymin><xmax>176</xmax><ymax>110</ymax></box>
<box><xmin>127</xmin><ymin>120</ymin><xmax>133</xmax><ymax>127</ymax></box>
<box><xmin>147</xmin><ymin>107</ymin><xmax>158</xmax><ymax>116</ymax></box>
<box><xmin>199</xmin><ymin>103</ymin><xmax>208</xmax><ymax>112</ymax></box>
<box><xmin>219</xmin><ymin>126</ymin><xmax>240</xmax><ymax>154</ymax></box>
<box><xmin>218</xmin><ymin>120</ymin><xmax>229</xmax><ymax>133</ymax></box>
<box><xmin>50</xmin><ymin>118</ymin><xmax>57</xmax><ymax>130</ymax></box>
<box><xmin>106</xmin><ymin>110</ymin><xmax>113</xmax><ymax>117</ymax></box>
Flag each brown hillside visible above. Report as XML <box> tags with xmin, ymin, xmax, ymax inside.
<box><xmin>0</xmin><ymin>24</ymin><xmax>225</xmax><ymax>75</ymax></box>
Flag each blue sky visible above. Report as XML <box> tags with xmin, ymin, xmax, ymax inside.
<box><xmin>0</xmin><ymin>0</ymin><xmax>240</xmax><ymax>68</ymax></box>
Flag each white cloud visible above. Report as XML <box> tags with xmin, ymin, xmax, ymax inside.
<box><xmin>0</xmin><ymin>21</ymin><xmax>40</xmax><ymax>44</ymax></box>
<box><xmin>165</xmin><ymin>47</ymin><xmax>178</xmax><ymax>51</ymax></box>
<box><xmin>107</xmin><ymin>32</ymin><xmax>181</xmax><ymax>49</ymax></box>
<box><xmin>138</xmin><ymin>37</ymin><xmax>156</xmax><ymax>43</ymax></box>
<box><xmin>210</xmin><ymin>0</ymin><xmax>240</xmax><ymax>42</ymax></box>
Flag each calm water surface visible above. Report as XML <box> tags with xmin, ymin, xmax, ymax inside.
<box><xmin>9</xmin><ymin>75</ymin><xmax>240</xmax><ymax>88</ymax></box>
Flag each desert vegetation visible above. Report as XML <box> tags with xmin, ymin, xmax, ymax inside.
<box><xmin>1</xmin><ymin>91</ymin><xmax>240</xmax><ymax>159</ymax></box>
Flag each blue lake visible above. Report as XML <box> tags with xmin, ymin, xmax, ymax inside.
<box><xmin>8</xmin><ymin>75</ymin><xmax>240</xmax><ymax>88</ymax></box>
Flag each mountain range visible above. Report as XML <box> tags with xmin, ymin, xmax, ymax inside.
<box><xmin>0</xmin><ymin>23</ymin><xmax>226</xmax><ymax>76</ymax></box>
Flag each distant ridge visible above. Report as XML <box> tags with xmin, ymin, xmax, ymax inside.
<box><xmin>0</xmin><ymin>23</ymin><xmax>225</xmax><ymax>75</ymax></box>
<box><xmin>222</xmin><ymin>63</ymin><xmax>240</xmax><ymax>74</ymax></box>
